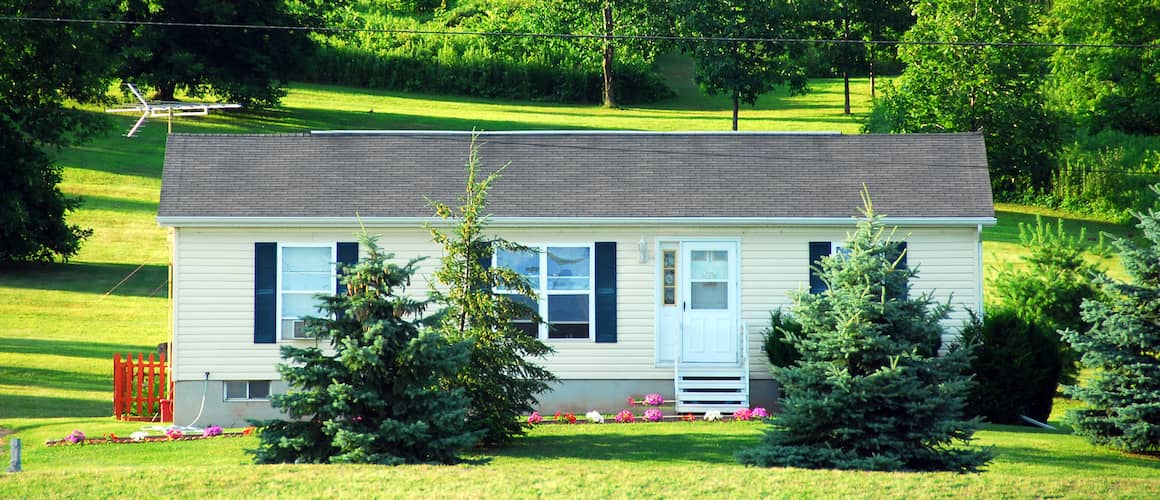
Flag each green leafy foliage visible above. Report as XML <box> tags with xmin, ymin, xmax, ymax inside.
<box><xmin>0</xmin><ymin>0</ymin><xmax>114</xmax><ymax>262</ymax></box>
<box><xmin>1062</xmin><ymin>185</ymin><xmax>1160</xmax><ymax>453</ymax></box>
<box><xmin>761</xmin><ymin>308</ymin><xmax>802</xmax><ymax>369</ymax></box>
<box><xmin>250</xmin><ymin>232</ymin><xmax>480</xmax><ymax>465</ymax></box>
<box><xmin>866</xmin><ymin>0</ymin><xmax>1059</xmax><ymax>195</ymax></box>
<box><xmin>1049</xmin><ymin>130</ymin><xmax>1160</xmax><ymax>224</ymax></box>
<box><xmin>427</xmin><ymin>134</ymin><xmax>557</xmax><ymax>447</ymax></box>
<box><xmin>676</xmin><ymin>0</ymin><xmax>812</xmax><ymax>130</ymax></box>
<box><xmin>303</xmin><ymin>2</ymin><xmax>672</xmax><ymax>104</ymax></box>
<box><xmin>990</xmin><ymin>216</ymin><xmax>1104</xmax><ymax>384</ymax></box>
<box><xmin>738</xmin><ymin>190</ymin><xmax>993</xmax><ymax>472</ymax></box>
<box><xmin>118</xmin><ymin>0</ymin><xmax>320</xmax><ymax>106</ymax></box>
<box><xmin>960</xmin><ymin>309</ymin><xmax>1062</xmax><ymax>424</ymax></box>
<box><xmin>1047</xmin><ymin>0</ymin><xmax>1160</xmax><ymax>134</ymax></box>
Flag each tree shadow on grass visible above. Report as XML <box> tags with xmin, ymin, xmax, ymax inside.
<box><xmin>0</xmin><ymin>262</ymin><xmax>168</xmax><ymax>296</ymax></box>
<box><xmin>0</xmin><ymin>338</ymin><xmax>150</xmax><ymax>360</ymax></box>
<box><xmin>0</xmin><ymin>394</ymin><xmax>108</xmax><ymax>419</ymax></box>
<box><xmin>498</xmin><ymin>430</ymin><xmax>753</xmax><ymax>464</ymax></box>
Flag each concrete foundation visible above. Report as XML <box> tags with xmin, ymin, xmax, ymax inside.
<box><xmin>174</xmin><ymin>378</ymin><xmax>782</xmax><ymax>428</ymax></box>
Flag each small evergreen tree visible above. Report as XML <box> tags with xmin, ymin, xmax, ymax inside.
<box><xmin>1062</xmin><ymin>185</ymin><xmax>1160</xmax><ymax>453</ymax></box>
<box><xmin>738</xmin><ymin>190</ymin><xmax>993</xmax><ymax>472</ymax></box>
<box><xmin>991</xmin><ymin>216</ymin><xmax>1104</xmax><ymax>384</ymax></box>
<box><xmin>428</xmin><ymin>135</ymin><xmax>557</xmax><ymax>447</ymax></box>
<box><xmin>250</xmin><ymin>232</ymin><xmax>480</xmax><ymax>465</ymax></box>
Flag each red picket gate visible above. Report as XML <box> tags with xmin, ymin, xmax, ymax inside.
<box><xmin>113</xmin><ymin>353</ymin><xmax>173</xmax><ymax>422</ymax></box>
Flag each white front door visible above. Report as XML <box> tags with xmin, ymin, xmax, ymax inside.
<box><xmin>681</xmin><ymin>241</ymin><xmax>739</xmax><ymax>363</ymax></box>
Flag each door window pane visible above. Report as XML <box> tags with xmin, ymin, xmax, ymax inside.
<box><xmin>690</xmin><ymin>250</ymin><xmax>728</xmax><ymax>280</ymax></box>
<box><xmin>690</xmin><ymin>282</ymin><xmax>728</xmax><ymax>309</ymax></box>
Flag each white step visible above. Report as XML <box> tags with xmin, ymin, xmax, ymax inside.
<box><xmin>676</xmin><ymin>379</ymin><xmax>745</xmax><ymax>390</ymax></box>
<box><xmin>676</xmin><ymin>403</ymin><xmax>749</xmax><ymax>414</ymax></box>
<box><xmin>677</xmin><ymin>391</ymin><xmax>746</xmax><ymax>402</ymax></box>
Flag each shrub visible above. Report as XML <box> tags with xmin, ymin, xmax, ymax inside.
<box><xmin>961</xmin><ymin>309</ymin><xmax>1063</xmax><ymax>424</ymax></box>
<box><xmin>762</xmin><ymin>308</ymin><xmax>802</xmax><ymax>368</ymax></box>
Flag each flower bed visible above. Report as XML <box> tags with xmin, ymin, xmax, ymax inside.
<box><xmin>44</xmin><ymin>427</ymin><xmax>254</xmax><ymax>447</ymax></box>
<box><xmin>524</xmin><ymin>394</ymin><xmax>771</xmax><ymax>425</ymax></box>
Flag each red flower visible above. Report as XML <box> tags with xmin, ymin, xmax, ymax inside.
<box><xmin>242</xmin><ymin>427</ymin><xmax>255</xmax><ymax>436</ymax></box>
<box><xmin>565</xmin><ymin>413</ymin><xmax>577</xmax><ymax>424</ymax></box>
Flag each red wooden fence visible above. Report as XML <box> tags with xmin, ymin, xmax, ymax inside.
<box><xmin>113</xmin><ymin>353</ymin><xmax>173</xmax><ymax>421</ymax></box>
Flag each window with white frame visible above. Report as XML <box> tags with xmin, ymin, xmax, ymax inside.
<box><xmin>279</xmin><ymin>244</ymin><xmax>335</xmax><ymax>340</ymax></box>
<box><xmin>496</xmin><ymin>244</ymin><xmax>593</xmax><ymax>340</ymax></box>
<box><xmin>224</xmin><ymin>380</ymin><xmax>271</xmax><ymax>401</ymax></box>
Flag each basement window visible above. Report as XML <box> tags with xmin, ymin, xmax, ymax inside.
<box><xmin>224</xmin><ymin>380</ymin><xmax>271</xmax><ymax>401</ymax></box>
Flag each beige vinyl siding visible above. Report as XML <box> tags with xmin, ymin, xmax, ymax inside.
<box><xmin>170</xmin><ymin>224</ymin><xmax>983</xmax><ymax>384</ymax></box>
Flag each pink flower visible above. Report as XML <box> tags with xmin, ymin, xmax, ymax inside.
<box><xmin>528</xmin><ymin>411</ymin><xmax>543</xmax><ymax>424</ymax></box>
<box><xmin>627</xmin><ymin>396</ymin><xmax>636</xmax><ymax>407</ymax></box>
<box><xmin>65</xmin><ymin>430</ymin><xmax>85</xmax><ymax>444</ymax></box>
<box><xmin>615</xmin><ymin>410</ymin><xmax>635</xmax><ymax>423</ymax></box>
<box><xmin>203</xmin><ymin>425</ymin><xmax>223</xmax><ymax>437</ymax></box>
<box><xmin>644</xmin><ymin>393</ymin><xmax>664</xmax><ymax>406</ymax></box>
<box><xmin>733</xmin><ymin>408</ymin><xmax>752</xmax><ymax>421</ymax></box>
<box><xmin>165</xmin><ymin>428</ymin><xmax>184</xmax><ymax>440</ymax></box>
<box><xmin>750</xmin><ymin>407</ymin><xmax>770</xmax><ymax>419</ymax></box>
<box><xmin>644</xmin><ymin>409</ymin><xmax>664</xmax><ymax>422</ymax></box>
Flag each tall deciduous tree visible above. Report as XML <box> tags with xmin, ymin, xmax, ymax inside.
<box><xmin>819</xmin><ymin>0</ymin><xmax>914</xmax><ymax>111</ymax></box>
<box><xmin>536</xmin><ymin>0</ymin><xmax>675</xmax><ymax>108</ymax></box>
<box><xmin>428</xmin><ymin>136</ymin><xmax>557</xmax><ymax>447</ymax></box>
<box><xmin>1062</xmin><ymin>185</ymin><xmax>1160</xmax><ymax>453</ymax></box>
<box><xmin>737</xmin><ymin>190</ymin><xmax>992</xmax><ymax>472</ymax></box>
<box><xmin>117</xmin><ymin>0</ymin><xmax>321</xmax><ymax>106</ymax></box>
<box><xmin>1047</xmin><ymin>0</ymin><xmax>1160</xmax><ymax>134</ymax></box>
<box><xmin>1</xmin><ymin>2</ymin><xmax>115</xmax><ymax>263</ymax></box>
<box><xmin>251</xmin><ymin>232</ymin><xmax>480</xmax><ymax>465</ymax></box>
<box><xmin>677</xmin><ymin>0</ymin><xmax>811</xmax><ymax>130</ymax></box>
<box><xmin>866</xmin><ymin>0</ymin><xmax>1058</xmax><ymax>195</ymax></box>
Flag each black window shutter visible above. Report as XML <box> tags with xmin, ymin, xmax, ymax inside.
<box><xmin>891</xmin><ymin>242</ymin><xmax>909</xmax><ymax>300</ymax></box>
<box><xmin>336</xmin><ymin>242</ymin><xmax>359</xmax><ymax>296</ymax></box>
<box><xmin>254</xmin><ymin>242</ymin><xmax>277</xmax><ymax>344</ymax></box>
<box><xmin>808</xmin><ymin>241</ymin><xmax>832</xmax><ymax>294</ymax></box>
<box><xmin>594</xmin><ymin>242</ymin><xmax>617</xmax><ymax>343</ymax></box>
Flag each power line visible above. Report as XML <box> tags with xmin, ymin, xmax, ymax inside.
<box><xmin>2</xmin><ymin>15</ymin><xmax>1158</xmax><ymax>50</ymax></box>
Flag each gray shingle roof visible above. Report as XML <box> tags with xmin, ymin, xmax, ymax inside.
<box><xmin>159</xmin><ymin>131</ymin><xmax>993</xmax><ymax>220</ymax></box>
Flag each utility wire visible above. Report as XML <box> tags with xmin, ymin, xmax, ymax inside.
<box><xmin>1</xmin><ymin>15</ymin><xmax>1158</xmax><ymax>50</ymax></box>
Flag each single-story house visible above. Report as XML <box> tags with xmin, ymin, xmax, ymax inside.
<box><xmin>158</xmin><ymin>131</ymin><xmax>995</xmax><ymax>427</ymax></box>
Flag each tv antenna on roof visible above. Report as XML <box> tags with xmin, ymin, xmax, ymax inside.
<box><xmin>105</xmin><ymin>83</ymin><xmax>241</xmax><ymax>137</ymax></box>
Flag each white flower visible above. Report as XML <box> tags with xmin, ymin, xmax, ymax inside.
<box><xmin>586</xmin><ymin>410</ymin><xmax>604</xmax><ymax>423</ymax></box>
<box><xmin>704</xmin><ymin>410</ymin><xmax>722</xmax><ymax>422</ymax></box>
<box><xmin>130</xmin><ymin>431</ymin><xmax>148</xmax><ymax>441</ymax></box>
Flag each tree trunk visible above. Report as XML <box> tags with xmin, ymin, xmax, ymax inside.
<box><xmin>155</xmin><ymin>82</ymin><xmax>177</xmax><ymax>102</ymax></box>
<box><xmin>732</xmin><ymin>91</ymin><xmax>739</xmax><ymax>131</ymax></box>
<box><xmin>601</xmin><ymin>3</ymin><xmax>616</xmax><ymax>108</ymax></box>
<box><xmin>842</xmin><ymin>3</ymin><xmax>851</xmax><ymax>115</ymax></box>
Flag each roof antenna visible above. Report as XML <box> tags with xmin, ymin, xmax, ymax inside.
<box><xmin>105</xmin><ymin>83</ymin><xmax>241</xmax><ymax>137</ymax></box>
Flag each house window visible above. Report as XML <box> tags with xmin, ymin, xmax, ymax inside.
<box><xmin>279</xmin><ymin>244</ymin><xmax>336</xmax><ymax>340</ymax></box>
<box><xmin>224</xmin><ymin>380</ymin><xmax>271</xmax><ymax>401</ymax></box>
<box><xmin>662</xmin><ymin>250</ymin><xmax>677</xmax><ymax>306</ymax></box>
<box><xmin>496</xmin><ymin>244</ymin><xmax>593</xmax><ymax>340</ymax></box>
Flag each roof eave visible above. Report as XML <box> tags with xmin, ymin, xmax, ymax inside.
<box><xmin>157</xmin><ymin>215</ymin><xmax>998</xmax><ymax>228</ymax></box>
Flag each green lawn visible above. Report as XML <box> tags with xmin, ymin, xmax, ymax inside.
<box><xmin>1</xmin><ymin>79</ymin><xmax>1151</xmax><ymax>496</ymax></box>
<box><xmin>1</xmin><ymin>421</ymin><xmax>1157</xmax><ymax>498</ymax></box>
